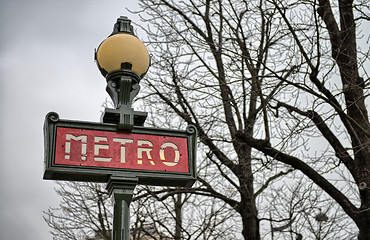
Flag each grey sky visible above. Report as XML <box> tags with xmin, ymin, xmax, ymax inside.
<box><xmin>0</xmin><ymin>1</ymin><xmax>142</xmax><ymax>239</ymax></box>
<box><xmin>1</xmin><ymin>1</ymin><xmax>369</xmax><ymax>239</ymax></box>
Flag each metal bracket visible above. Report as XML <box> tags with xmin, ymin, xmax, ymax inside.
<box><xmin>101</xmin><ymin>70</ymin><xmax>147</xmax><ymax>130</ymax></box>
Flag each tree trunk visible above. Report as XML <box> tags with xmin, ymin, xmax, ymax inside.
<box><xmin>335</xmin><ymin>1</ymin><xmax>370</xmax><ymax>238</ymax></box>
<box><xmin>240</xmin><ymin>188</ymin><xmax>260</xmax><ymax>240</ymax></box>
<box><xmin>236</xmin><ymin>144</ymin><xmax>260</xmax><ymax>240</ymax></box>
<box><xmin>358</xmin><ymin>225</ymin><xmax>370</xmax><ymax>240</ymax></box>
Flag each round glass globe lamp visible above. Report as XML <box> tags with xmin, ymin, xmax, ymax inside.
<box><xmin>96</xmin><ymin>33</ymin><xmax>150</xmax><ymax>79</ymax></box>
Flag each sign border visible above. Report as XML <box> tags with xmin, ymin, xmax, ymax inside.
<box><xmin>43</xmin><ymin>112</ymin><xmax>197</xmax><ymax>187</ymax></box>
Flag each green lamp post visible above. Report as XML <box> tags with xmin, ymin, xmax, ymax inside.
<box><xmin>43</xmin><ymin>15</ymin><xmax>197</xmax><ymax>240</ymax></box>
<box><xmin>95</xmin><ymin>16</ymin><xmax>150</xmax><ymax>130</ymax></box>
<box><xmin>95</xmin><ymin>16</ymin><xmax>149</xmax><ymax>240</ymax></box>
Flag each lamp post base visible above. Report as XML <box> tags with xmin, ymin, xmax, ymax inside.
<box><xmin>106</xmin><ymin>176</ymin><xmax>138</xmax><ymax>240</ymax></box>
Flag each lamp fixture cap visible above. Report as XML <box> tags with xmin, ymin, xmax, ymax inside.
<box><xmin>111</xmin><ymin>16</ymin><xmax>134</xmax><ymax>36</ymax></box>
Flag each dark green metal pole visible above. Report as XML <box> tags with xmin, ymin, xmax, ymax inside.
<box><xmin>106</xmin><ymin>176</ymin><xmax>137</xmax><ymax>240</ymax></box>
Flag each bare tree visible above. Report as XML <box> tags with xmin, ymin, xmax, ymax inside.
<box><xmin>233</xmin><ymin>0</ymin><xmax>370</xmax><ymax>238</ymax></box>
<box><xmin>44</xmin><ymin>181</ymin><xmax>238</xmax><ymax>239</ymax></box>
<box><xmin>134</xmin><ymin>0</ymin><xmax>369</xmax><ymax>239</ymax></box>
<box><xmin>43</xmin><ymin>182</ymin><xmax>112</xmax><ymax>240</ymax></box>
<box><xmin>131</xmin><ymin>186</ymin><xmax>240</xmax><ymax>239</ymax></box>
<box><xmin>136</xmin><ymin>0</ymin><xmax>296</xmax><ymax>239</ymax></box>
<box><xmin>45</xmin><ymin>0</ymin><xmax>368</xmax><ymax>239</ymax></box>
<box><xmin>264</xmin><ymin>175</ymin><xmax>357</xmax><ymax>239</ymax></box>
<box><xmin>133</xmin><ymin>0</ymin><xmax>316</xmax><ymax>239</ymax></box>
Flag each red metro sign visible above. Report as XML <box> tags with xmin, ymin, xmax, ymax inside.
<box><xmin>43</xmin><ymin>112</ymin><xmax>197</xmax><ymax>187</ymax></box>
<box><xmin>55</xmin><ymin>127</ymin><xmax>188</xmax><ymax>173</ymax></box>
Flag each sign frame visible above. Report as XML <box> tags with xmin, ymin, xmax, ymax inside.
<box><xmin>43</xmin><ymin>112</ymin><xmax>197</xmax><ymax>187</ymax></box>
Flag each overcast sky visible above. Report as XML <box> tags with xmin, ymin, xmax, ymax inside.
<box><xmin>0</xmin><ymin>1</ymin><xmax>143</xmax><ymax>239</ymax></box>
<box><xmin>1</xmin><ymin>1</ymin><xmax>369</xmax><ymax>239</ymax></box>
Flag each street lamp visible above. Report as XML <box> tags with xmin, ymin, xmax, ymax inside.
<box><xmin>95</xmin><ymin>16</ymin><xmax>150</xmax><ymax>130</ymax></box>
<box><xmin>95</xmin><ymin>16</ymin><xmax>149</xmax><ymax>240</ymax></box>
<box><xmin>43</xmin><ymin>15</ymin><xmax>196</xmax><ymax>240</ymax></box>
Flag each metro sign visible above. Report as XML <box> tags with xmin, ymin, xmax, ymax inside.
<box><xmin>56</xmin><ymin>127</ymin><xmax>189</xmax><ymax>172</ymax></box>
<box><xmin>43</xmin><ymin>112</ymin><xmax>197</xmax><ymax>187</ymax></box>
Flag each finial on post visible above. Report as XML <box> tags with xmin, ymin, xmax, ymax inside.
<box><xmin>112</xmin><ymin>16</ymin><xmax>134</xmax><ymax>35</ymax></box>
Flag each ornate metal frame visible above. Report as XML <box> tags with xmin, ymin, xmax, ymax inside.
<box><xmin>43</xmin><ymin>112</ymin><xmax>197</xmax><ymax>187</ymax></box>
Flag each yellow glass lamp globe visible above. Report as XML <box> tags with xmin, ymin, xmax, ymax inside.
<box><xmin>96</xmin><ymin>33</ymin><xmax>150</xmax><ymax>78</ymax></box>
